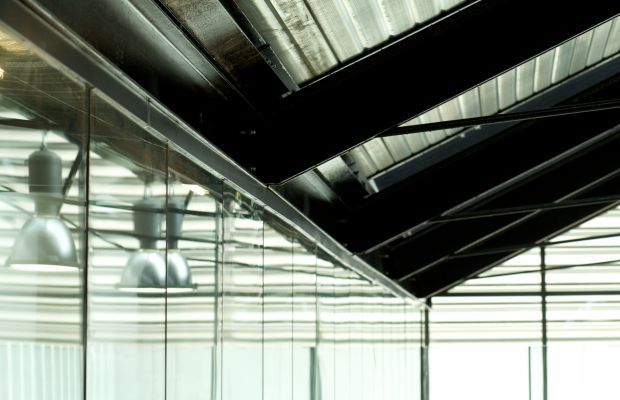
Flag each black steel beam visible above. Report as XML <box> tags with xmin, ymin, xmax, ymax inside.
<box><xmin>437</xmin><ymin>291</ymin><xmax>620</xmax><ymax>297</ymax></box>
<box><xmin>467</xmin><ymin>172</ymin><xmax>620</xmax><ymax>253</ymax></box>
<box><xmin>407</xmin><ymin>202</ymin><xmax>617</xmax><ymax>297</ymax></box>
<box><xmin>431</xmin><ymin>193</ymin><xmax>620</xmax><ymax>223</ymax></box>
<box><xmin>330</xmin><ymin>77</ymin><xmax>620</xmax><ymax>253</ymax></box>
<box><xmin>249</xmin><ymin>0</ymin><xmax>620</xmax><ymax>183</ymax></box>
<box><xmin>381</xmin><ymin>124</ymin><xmax>620</xmax><ymax>281</ymax></box>
<box><xmin>31</xmin><ymin>0</ymin><xmax>266</xmax><ymax>154</ymax></box>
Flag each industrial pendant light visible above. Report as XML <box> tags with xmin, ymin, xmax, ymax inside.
<box><xmin>118</xmin><ymin>198</ymin><xmax>195</xmax><ymax>293</ymax></box>
<box><xmin>6</xmin><ymin>144</ymin><xmax>78</xmax><ymax>271</ymax></box>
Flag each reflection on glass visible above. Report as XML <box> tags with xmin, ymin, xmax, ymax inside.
<box><xmin>333</xmin><ymin>265</ymin><xmax>351</xmax><ymax>400</ymax></box>
<box><xmin>87</xmin><ymin>91</ymin><xmax>168</xmax><ymax>400</ymax></box>
<box><xmin>165</xmin><ymin>152</ymin><xmax>220</xmax><ymax>400</ymax></box>
<box><xmin>405</xmin><ymin>304</ymin><xmax>422</xmax><ymax>400</ymax></box>
<box><xmin>0</xmin><ymin>25</ymin><xmax>85</xmax><ymax>400</ymax></box>
<box><xmin>292</xmin><ymin>237</ymin><xmax>316</xmax><ymax>400</ymax></box>
<box><xmin>222</xmin><ymin>184</ymin><xmax>263</xmax><ymax>400</ymax></box>
<box><xmin>8</xmin><ymin>145</ymin><xmax>79</xmax><ymax>272</ymax></box>
<box><xmin>317</xmin><ymin>250</ymin><xmax>336</xmax><ymax>400</ymax></box>
<box><xmin>263</xmin><ymin>212</ymin><xmax>293</xmax><ymax>400</ymax></box>
<box><xmin>0</xmin><ymin>18</ymin><xmax>429</xmax><ymax>400</ymax></box>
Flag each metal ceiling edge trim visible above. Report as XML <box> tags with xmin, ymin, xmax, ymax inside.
<box><xmin>0</xmin><ymin>0</ymin><xmax>420</xmax><ymax>305</ymax></box>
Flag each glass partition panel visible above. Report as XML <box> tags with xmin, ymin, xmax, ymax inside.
<box><xmin>317</xmin><ymin>249</ymin><xmax>336</xmax><ymax>400</ymax></box>
<box><xmin>378</xmin><ymin>290</ymin><xmax>391</xmax><ymax>400</ymax></box>
<box><xmin>87</xmin><ymin>91</ymin><xmax>167</xmax><ymax>400</ymax></box>
<box><xmin>333</xmin><ymin>264</ymin><xmax>351</xmax><ymax>399</ymax></box>
<box><xmin>292</xmin><ymin>237</ymin><xmax>317</xmax><ymax>400</ymax></box>
<box><xmin>547</xmin><ymin>343</ymin><xmax>620</xmax><ymax>400</ymax></box>
<box><xmin>360</xmin><ymin>282</ymin><xmax>389</xmax><ymax>400</ymax></box>
<box><xmin>430</xmin><ymin>248</ymin><xmax>543</xmax><ymax>400</ymax></box>
<box><xmin>0</xmin><ymin>15</ymin><xmax>427</xmax><ymax>400</ymax></box>
<box><xmin>405</xmin><ymin>303</ymin><xmax>422</xmax><ymax>400</ymax></box>
<box><xmin>358</xmin><ymin>279</ymin><xmax>380</xmax><ymax>400</ymax></box>
<box><xmin>166</xmin><ymin>151</ymin><xmax>222</xmax><ymax>400</ymax></box>
<box><xmin>389</xmin><ymin>299</ymin><xmax>407</xmax><ymax>400</ymax></box>
<box><xmin>382</xmin><ymin>291</ymin><xmax>407</xmax><ymax>400</ymax></box>
<box><xmin>221</xmin><ymin>183</ymin><xmax>263</xmax><ymax>400</ymax></box>
<box><xmin>263</xmin><ymin>212</ymin><xmax>293</xmax><ymax>400</ymax></box>
<box><xmin>0</xmin><ymin>24</ymin><xmax>86</xmax><ymax>400</ymax></box>
<box><xmin>347</xmin><ymin>270</ymin><xmax>367</xmax><ymax>400</ymax></box>
<box><xmin>545</xmin><ymin>235</ymin><xmax>620</xmax><ymax>399</ymax></box>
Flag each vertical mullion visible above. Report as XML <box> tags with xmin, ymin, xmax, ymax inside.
<box><xmin>541</xmin><ymin>246</ymin><xmax>548</xmax><ymax>400</ymax></box>
<box><xmin>421</xmin><ymin>299</ymin><xmax>430</xmax><ymax>400</ymax></box>
<box><xmin>212</xmin><ymin>196</ymin><xmax>223</xmax><ymax>400</ymax></box>
<box><xmin>528</xmin><ymin>347</ymin><xmax>533</xmax><ymax>400</ymax></box>
<box><xmin>163</xmin><ymin>139</ymin><xmax>169</xmax><ymax>400</ymax></box>
<box><xmin>261</xmin><ymin>218</ymin><xmax>265</xmax><ymax>400</ymax></box>
<box><xmin>81</xmin><ymin>85</ymin><xmax>92</xmax><ymax>400</ymax></box>
<box><xmin>291</xmin><ymin>242</ymin><xmax>295</xmax><ymax>400</ymax></box>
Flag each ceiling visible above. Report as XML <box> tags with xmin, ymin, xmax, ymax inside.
<box><xmin>32</xmin><ymin>0</ymin><xmax>620</xmax><ymax>297</ymax></box>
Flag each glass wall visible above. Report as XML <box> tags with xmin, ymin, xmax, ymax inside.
<box><xmin>0</xmin><ymin>23</ymin><xmax>422</xmax><ymax>400</ymax></box>
<box><xmin>430</xmin><ymin>210</ymin><xmax>620</xmax><ymax>400</ymax></box>
<box><xmin>0</xmin><ymin>25</ymin><xmax>87</xmax><ymax>400</ymax></box>
<box><xmin>545</xmin><ymin>219</ymin><xmax>620</xmax><ymax>400</ymax></box>
<box><xmin>429</xmin><ymin>249</ymin><xmax>543</xmax><ymax>400</ymax></box>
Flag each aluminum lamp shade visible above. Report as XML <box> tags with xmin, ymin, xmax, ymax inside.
<box><xmin>117</xmin><ymin>251</ymin><xmax>195</xmax><ymax>293</ymax></box>
<box><xmin>166</xmin><ymin>250</ymin><xmax>194</xmax><ymax>293</ymax></box>
<box><xmin>6</xmin><ymin>146</ymin><xmax>79</xmax><ymax>271</ymax></box>
<box><xmin>117</xmin><ymin>198</ymin><xmax>195</xmax><ymax>293</ymax></box>
<box><xmin>118</xmin><ymin>250</ymin><xmax>168</xmax><ymax>293</ymax></box>
<box><xmin>7</xmin><ymin>217</ymin><xmax>78</xmax><ymax>271</ymax></box>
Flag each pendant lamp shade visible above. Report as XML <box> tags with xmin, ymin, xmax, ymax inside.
<box><xmin>6</xmin><ymin>146</ymin><xmax>79</xmax><ymax>271</ymax></box>
<box><xmin>118</xmin><ymin>198</ymin><xmax>195</xmax><ymax>293</ymax></box>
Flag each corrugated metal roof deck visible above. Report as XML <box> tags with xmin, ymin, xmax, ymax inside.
<box><xmin>234</xmin><ymin>0</ymin><xmax>467</xmax><ymax>83</ymax></box>
<box><xmin>351</xmin><ymin>16</ymin><xmax>620</xmax><ymax>181</ymax></box>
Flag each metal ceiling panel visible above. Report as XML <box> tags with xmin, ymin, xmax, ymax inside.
<box><xmin>229</xmin><ymin>1</ymin><xmax>619</xmax><ymax>183</ymax></box>
<box><xmin>158</xmin><ymin>0</ymin><xmax>294</xmax><ymax>103</ymax></box>
<box><xmin>344</xmin><ymin>15</ymin><xmax>620</xmax><ymax>185</ymax></box>
<box><xmin>234</xmin><ymin>0</ymin><xmax>466</xmax><ymax>83</ymax></box>
<box><xmin>348</xmin><ymin>147</ymin><xmax>377</xmax><ymax>178</ymax></box>
<box><xmin>363</xmin><ymin>137</ymin><xmax>396</xmax><ymax>173</ymax></box>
